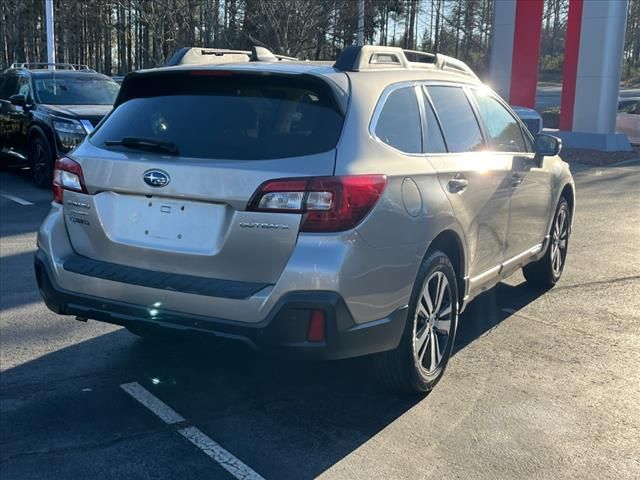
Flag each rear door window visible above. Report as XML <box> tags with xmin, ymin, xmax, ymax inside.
<box><xmin>426</xmin><ymin>85</ymin><xmax>484</xmax><ymax>153</ymax></box>
<box><xmin>91</xmin><ymin>73</ymin><xmax>344</xmax><ymax>160</ymax></box>
<box><xmin>421</xmin><ymin>90</ymin><xmax>447</xmax><ymax>153</ymax></box>
<box><xmin>374</xmin><ymin>86</ymin><xmax>422</xmax><ymax>154</ymax></box>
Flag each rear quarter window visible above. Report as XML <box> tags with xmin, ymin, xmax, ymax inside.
<box><xmin>91</xmin><ymin>73</ymin><xmax>344</xmax><ymax>160</ymax></box>
<box><xmin>374</xmin><ymin>86</ymin><xmax>422</xmax><ymax>154</ymax></box>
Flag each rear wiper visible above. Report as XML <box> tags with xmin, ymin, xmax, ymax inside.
<box><xmin>104</xmin><ymin>137</ymin><xmax>179</xmax><ymax>155</ymax></box>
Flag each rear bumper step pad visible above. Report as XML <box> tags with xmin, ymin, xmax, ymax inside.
<box><xmin>63</xmin><ymin>253</ymin><xmax>269</xmax><ymax>300</ymax></box>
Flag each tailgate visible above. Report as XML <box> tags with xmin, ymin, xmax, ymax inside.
<box><xmin>61</xmin><ymin>70</ymin><xmax>345</xmax><ymax>286</ymax></box>
<box><xmin>62</xmin><ymin>150</ymin><xmax>335</xmax><ymax>285</ymax></box>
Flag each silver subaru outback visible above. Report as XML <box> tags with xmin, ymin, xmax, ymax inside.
<box><xmin>35</xmin><ymin>46</ymin><xmax>574</xmax><ymax>393</ymax></box>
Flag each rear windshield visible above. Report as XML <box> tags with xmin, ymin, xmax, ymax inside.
<box><xmin>35</xmin><ymin>76</ymin><xmax>120</xmax><ymax>105</ymax></box>
<box><xmin>90</xmin><ymin>73</ymin><xmax>344</xmax><ymax>160</ymax></box>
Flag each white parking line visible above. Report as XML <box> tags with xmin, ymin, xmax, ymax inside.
<box><xmin>121</xmin><ymin>381</ymin><xmax>265</xmax><ymax>480</ymax></box>
<box><xmin>120</xmin><ymin>382</ymin><xmax>185</xmax><ymax>424</ymax></box>
<box><xmin>0</xmin><ymin>191</ymin><xmax>34</xmax><ymax>206</ymax></box>
<box><xmin>179</xmin><ymin>426</ymin><xmax>265</xmax><ymax>480</ymax></box>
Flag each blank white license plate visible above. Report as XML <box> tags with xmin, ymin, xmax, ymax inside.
<box><xmin>106</xmin><ymin>195</ymin><xmax>226</xmax><ymax>254</ymax></box>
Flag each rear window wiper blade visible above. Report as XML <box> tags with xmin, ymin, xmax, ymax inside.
<box><xmin>104</xmin><ymin>137</ymin><xmax>179</xmax><ymax>155</ymax></box>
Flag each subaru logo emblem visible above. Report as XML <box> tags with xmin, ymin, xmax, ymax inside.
<box><xmin>143</xmin><ymin>169</ymin><xmax>170</xmax><ymax>187</ymax></box>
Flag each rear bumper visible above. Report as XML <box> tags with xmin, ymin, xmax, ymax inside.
<box><xmin>34</xmin><ymin>250</ymin><xmax>407</xmax><ymax>360</ymax></box>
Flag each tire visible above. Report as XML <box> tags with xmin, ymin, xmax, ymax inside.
<box><xmin>523</xmin><ymin>197</ymin><xmax>571</xmax><ymax>288</ymax></box>
<box><xmin>373</xmin><ymin>250</ymin><xmax>459</xmax><ymax>393</ymax></box>
<box><xmin>29</xmin><ymin>135</ymin><xmax>54</xmax><ymax>188</ymax></box>
<box><xmin>0</xmin><ymin>150</ymin><xmax>8</xmax><ymax>171</ymax></box>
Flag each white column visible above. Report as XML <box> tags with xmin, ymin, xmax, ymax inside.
<box><xmin>45</xmin><ymin>0</ymin><xmax>56</xmax><ymax>68</ymax></box>
<box><xmin>357</xmin><ymin>0</ymin><xmax>365</xmax><ymax>46</ymax></box>
<box><xmin>572</xmin><ymin>0</ymin><xmax>628</xmax><ymax>134</ymax></box>
<box><xmin>488</xmin><ymin>0</ymin><xmax>516</xmax><ymax>100</ymax></box>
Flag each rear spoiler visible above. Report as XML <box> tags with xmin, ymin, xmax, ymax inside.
<box><xmin>114</xmin><ymin>68</ymin><xmax>349</xmax><ymax>115</ymax></box>
<box><xmin>166</xmin><ymin>46</ymin><xmax>297</xmax><ymax>66</ymax></box>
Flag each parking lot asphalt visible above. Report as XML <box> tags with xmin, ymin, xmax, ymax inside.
<box><xmin>1</xmin><ymin>161</ymin><xmax>639</xmax><ymax>480</ymax></box>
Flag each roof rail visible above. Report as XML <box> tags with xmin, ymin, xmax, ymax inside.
<box><xmin>433</xmin><ymin>54</ymin><xmax>478</xmax><ymax>80</ymax></box>
<box><xmin>9</xmin><ymin>62</ymin><xmax>94</xmax><ymax>71</ymax></box>
<box><xmin>166</xmin><ymin>46</ymin><xmax>297</xmax><ymax>66</ymax></box>
<box><xmin>250</xmin><ymin>46</ymin><xmax>297</xmax><ymax>62</ymax></box>
<box><xmin>333</xmin><ymin>45</ymin><xmax>478</xmax><ymax>80</ymax></box>
<box><xmin>402</xmin><ymin>49</ymin><xmax>437</xmax><ymax>63</ymax></box>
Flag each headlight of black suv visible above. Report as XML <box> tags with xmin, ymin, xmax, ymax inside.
<box><xmin>52</xmin><ymin>116</ymin><xmax>88</xmax><ymax>152</ymax></box>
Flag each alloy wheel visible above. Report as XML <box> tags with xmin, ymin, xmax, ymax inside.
<box><xmin>32</xmin><ymin>141</ymin><xmax>48</xmax><ymax>186</ymax></box>
<box><xmin>413</xmin><ymin>271</ymin><xmax>453</xmax><ymax>374</ymax></box>
<box><xmin>550</xmin><ymin>206</ymin><xmax>569</xmax><ymax>275</ymax></box>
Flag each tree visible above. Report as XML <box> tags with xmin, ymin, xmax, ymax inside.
<box><xmin>1</xmin><ymin>0</ymin><xmax>637</xmax><ymax>84</ymax></box>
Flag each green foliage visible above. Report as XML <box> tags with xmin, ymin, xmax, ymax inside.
<box><xmin>621</xmin><ymin>62</ymin><xmax>640</xmax><ymax>87</ymax></box>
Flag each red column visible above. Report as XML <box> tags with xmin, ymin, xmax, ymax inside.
<box><xmin>509</xmin><ymin>0</ymin><xmax>544</xmax><ymax>108</ymax></box>
<box><xmin>559</xmin><ymin>0</ymin><xmax>584</xmax><ymax>131</ymax></box>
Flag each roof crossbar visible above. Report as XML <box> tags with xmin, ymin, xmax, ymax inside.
<box><xmin>166</xmin><ymin>46</ymin><xmax>297</xmax><ymax>66</ymax></box>
<box><xmin>333</xmin><ymin>45</ymin><xmax>478</xmax><ymax>80</ymax></box>
<box><xmin>9</xmin><ymin>62</ymin><xmax>93</xmax><ymax>71</ymax></box>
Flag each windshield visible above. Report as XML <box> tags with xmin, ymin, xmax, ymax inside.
<box><xmin>90</xmin><ymin>74</ymin><xmax>344</xmax><ymax>160</ymax></box>
<box><xmin>35</xmin><ymin>77</ymin><xmax>120</xmax><ymax>105</ymax></box>
<box><xmin>618</xmin><ymin>100</ymin><xmax>639</xmax><ymax>114</ymax></box>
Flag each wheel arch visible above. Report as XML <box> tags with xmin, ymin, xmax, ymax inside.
<box><xmin>28</xmin><ymin>123</ymin><xmax>56</xmax><ymax>157</ymax></box>
<box><xmin>558</xmin><ymin>182</ymin><xmax>575</xmax><ymax>233</ymax></box>
<box><xmin>425</xmin><ymin>229</ymin><xmax>466</xmax><ymax>305</ymax></box>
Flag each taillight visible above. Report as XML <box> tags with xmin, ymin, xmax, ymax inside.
<box><xmin>53</xmin><ymin>156</ymin><xmax>87</xmax><ymax>204</ymax></box>
<box><xmin>247</xmin><ymin>175</ymin><xmax>387</xmax><ymax>232</ymax></box>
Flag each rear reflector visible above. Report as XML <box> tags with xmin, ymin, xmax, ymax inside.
<box><xmin>247</xmin><ymin>175</ymin><xmax>387</xmax><ymax>232</ymax></box>
<box><xmin>307</xmin><ymin>310</ymin><xmax>326</xmax><ymax>342</ymax></box>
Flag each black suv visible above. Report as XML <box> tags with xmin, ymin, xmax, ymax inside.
<box><xmin>0</xmin><ymin>63</ymin><xmax>119</xmax><ymax>187</ymax></box>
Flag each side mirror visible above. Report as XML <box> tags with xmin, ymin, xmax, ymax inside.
<box><xmin>9</xmin><ymin>94</ymin><xmax>27</xmax><ymax>108</ymax></box>
<box><xmin>534</xmin><ymin>134</ymin><xmax>562</xmax><ymax>157</ymax></box>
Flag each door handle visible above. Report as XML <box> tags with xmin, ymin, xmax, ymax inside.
<box><xmin>511</xmin><ymin>173</ymin><xmax>523</xmax><ymax>187</ymax></box>
<box><xmin>448</xmin><ymin>174</ymin><xmax>469</xmax><ymax>193</ymax></box>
